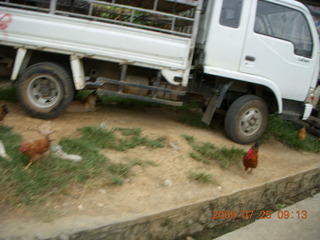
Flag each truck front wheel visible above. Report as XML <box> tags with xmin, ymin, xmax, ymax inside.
<box><xmin>17</xmin><ymin>62</ymin><xmax>75</xmax><ymax>119</ymax></box>
<box><xmin>224</xmin><ymin>95</ymin><xmax>268</xmax><ymax>144</ymax></box>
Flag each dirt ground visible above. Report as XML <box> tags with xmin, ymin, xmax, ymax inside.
<box><xmin>0</xmin><ymin>99</ymin><xmax>320</xmax><ymax>238</ymax></box>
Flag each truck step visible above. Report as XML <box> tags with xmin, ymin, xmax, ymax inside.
<box><xmin>94</xmin><ymin>77</ymin><xmax>186</xmax><ymax>96</ymax></box>
<box><xmin>280</xmin><ymin>111</ymin><xmax>301</xmax><ymax>121</ymax></box>
<box><xmin>97</xmin><ymin>89</ymin><xmax>184</xmax><ymax>106</ymax></box>
<box><xmin>305</xmin><ymin>115</ymin><xmax>320</xmax><ymax>129</ymax></box>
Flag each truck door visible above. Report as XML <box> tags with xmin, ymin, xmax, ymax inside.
<box><xmin>240</xmin><ymin>0</ymin><xmax>317</xmax><ymax>102</ymax></box>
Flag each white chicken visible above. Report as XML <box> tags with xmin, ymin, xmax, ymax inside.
<box><xmin>0</xmin><ymin>140</ymin><xmax>11</xmax><ymax>161</ymax></box>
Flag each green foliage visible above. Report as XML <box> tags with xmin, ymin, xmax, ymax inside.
<box><xmin>108</xmin><ymin>162</ymin><xmax>132</xmax><ymax>178</ymax></box>
<box><xmin>183</xmin><ymin>135</ymin><xmax>245</xmax><ymax>168</ymax></box>
<box><xmin>99</xmin><ymin>95</ymin><xmax>161</xmax><ymax>109</ymax></box>
<box><xmin>212</xmin><ymin>147</ymin><xmax>246</xmax><ymax>169</ymax></box>
<box><xmin>98</xmin><ymin>4</ymin><xmax>170</xmax><ymax>29</ymax></box>
<box><xmin>0</xmin><ymin>126</ymin><xmax>159</xmax><ymax>208</ymax></box>
<box><xmin>79</xmin><ymin>126</ymin><xmax>116</xmax><ymax>149</ymax></box>
<box><xmin>79</xmin><ymin>126</ymin><xmax>165</xmax><ymax>151</ymax></box>
<box><xmin>275</xmin><ymin>203</ymin><xmax>286</xmax><ymax>210</ymax></box>
<box><xmin>189</xmin><ymin>152</ymin><xmax>210</xmax><ymax>165</ymax></box>
<box><xmin>111</xmin><ymin>177</ymin><xmax>124</xmax><ymax>186</ymax></box>
<box><xmin>189</xmin><ymin>171</ymin><xmax>215</xmax><ymax>184</ymax></box>
<box><xmin>0</xmin><ymin>87</ymin><xmax>17</xmax><ymax>102</ymax></box>
<box><xmin>176</xmin><ymin>103</ymin><xmax>208</xmax><ymax>128</ymax></box>
<box><xmin>263</xmin><ymin>114</ymin><xmax>320</xmax><ymax>152</ymax></box>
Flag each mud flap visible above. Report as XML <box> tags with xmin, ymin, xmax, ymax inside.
<box><xmin>201</xmin><ymin>81</ymin><xmax>233</xmax><ymax>125</ymax></box>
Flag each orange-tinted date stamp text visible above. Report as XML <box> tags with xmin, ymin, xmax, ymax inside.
<box><xmin>212</xmin><ymin>210</ymin><xmax>308</xmax><ymax>220</ymax></box>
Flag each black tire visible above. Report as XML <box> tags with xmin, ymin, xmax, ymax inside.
<box><xmin>17</xmin><ymin>62</ymin><xmax>75</xmax><ymax>119</ymax></box>
<box><xmin>224</xmin><ymin>95</ymin><xmax>268</xmax><ymax>144</ymax></box>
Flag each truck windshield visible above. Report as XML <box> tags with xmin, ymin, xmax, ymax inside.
<box><xmin>254</xmin><ymin>0</ymin><xmax>313</xmax><ymax>58</ymax></box>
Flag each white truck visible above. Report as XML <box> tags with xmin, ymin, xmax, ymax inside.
<box><xmin>0</xmin><ymin>0</ymin><xmax>319</xmax><ymax>144</ymax></box>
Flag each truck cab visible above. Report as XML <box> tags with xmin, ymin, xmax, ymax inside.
<box><xmin>196</xmin><ymin>0</ymin><xmax>320</xmax><ymax>143</ymax></box>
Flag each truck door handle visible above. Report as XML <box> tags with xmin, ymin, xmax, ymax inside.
<box><xmin>245</xmin><ymin>56</ymin><xmax>255</xmax><ymax>62</ymax></box>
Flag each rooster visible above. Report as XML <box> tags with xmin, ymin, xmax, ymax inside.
<box><xmin>0</xmin><ymin>104</ymin><xmax>9</xmax><ymax>124</ymax></box>
<box><xmin>20</xmin><ymin>123</ymin><xmax>55</xmax><ymax>170</ymax></box>
<box><xmin>243</xmin><ymin>140</ymin><xmax>260</xmax><ymax>178</ymax></box>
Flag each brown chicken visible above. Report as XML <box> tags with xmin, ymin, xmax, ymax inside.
<box><xmin>297</xmin><ymin>127</ymin><xmax>306</xmax><ymax>141</ymax></box>
<box><xmin>0</xmin><ymin>104</ymin><xmax>9</xmax><ymax>124</ymax></box>
<box><xmin>243</xmin><ymin>140</ymin><xmax>260</xmax><ymax>178</ymax></box>
<box><xmin>20</xmin><ymin>123</ymin><xmax>55</xmax><ymax>170</ymax></box>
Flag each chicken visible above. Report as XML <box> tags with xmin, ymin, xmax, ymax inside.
<box><xmin>20</xmin><ymin>123</ymin><xmax>55</xmax><ymax>170</ymax></box>
<box><xmin>297</xmin><ymin>127</ymin><xmax>306</xmax><ymax>141</ymax></box>
<box><xmin>243</xmin><ymin>140</ymin><xmax>260</xmax><ymax>178</ymax></box>
<box><xmin>0</xmin><ymin>104</ymin><xmax>9</xmax><ymax>124</ymax></box>
<box><xmin>0</xmin><ymin>139</ymin><xmax>11</xmax><ymax>161</ymax></box>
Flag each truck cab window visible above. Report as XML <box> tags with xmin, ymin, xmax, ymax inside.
<box><xmin>220</xmin><ymin>0</ymin><xmax>243</xmax><ymax>28</ymax></box>
<box><xmin>254</xmin><ymin>0</ymin><xmax>313</xmax><ymax>58</ymax></box>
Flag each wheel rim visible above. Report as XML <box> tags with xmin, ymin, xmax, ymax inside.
<box><xmin>27</xmin><ymin>75</ymin><xmax>61</xmax><ymax>108</ymax></box>
<box><xmin>240</xmin><ymin>107</ymin><xmax>262</xmax><ymax>136</ymax></box>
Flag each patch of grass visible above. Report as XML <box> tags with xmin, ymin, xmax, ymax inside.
<box><xmin>182</xmin><ymin>135</ymin><xmax>245</xmax><ymax>168</ymax></box>
<box><xmin>143</xmin><ymin>160</ymin><xmax>159</xmax><ymax>167</ymax></box>
<box><xmin>111</xmin><ymin>177</ymin><xmax>124</xmax><ymax>186</ymax></box>
<box><xmin>189</xmin><ymin>171</ymin><xmax>215</xmax><ymax>184</ymax></box>
<box><xmin>79</xmin><ymin>126</ymin><xmax>116</xmax><ymax>149</ymax></box>
<box><xmin>107</xmin><ymin>158</ymin><xmax>158</xmax><ymax>184</ymax></box>
<box><xmin>79</xmin><ymin>126</ymin><xmax>165</xmax><ymax>151</ymax></box>
<box><xmin>190</xmin><ymin>152</ymin><xmax>211</xmax><ymax>165</ymax></box>
<box><xmin>99</xmin><ymin>95</ymin><xmax>161</xmax><ymax>109</ymax></box>
<box><xmin>211</xmin><ymin>147</ymin><xmax>246</xmax><ymax>169</ymax></box>
<box><xmin>0</xmin><ymin>86</ymin><xmax>17</xmax><ymax>102</ymax></box>
<box><xmin>0</xmin><ymin>125</ymin><xmax>23</xmax><ymax>159</ymax></box>
<box><xmin>275</xmin><ymin>203</ymin><xmax>286</xmax><ymax>210</ymax></box>
<box><xmin>174</xmin><ymin>102</ymin><xmax>208</xmax><ymax>128</ymax></box>
<box><xmin>0</xmin><ymin>126</ymin><xmax>160</xmax><ymax>208</ymax></box>
<box><xmin>0</xmin><ymin>131</ymin><xmax>109</xmax><ymax>206</ymax></box>
<box><xmin>108</xmin><ymin>162</ymin><xmax>132</xmax><ymax>178</ymax></box>
<box><xmin>263</xmin><ymin>114</ymin><xmax>320</xmax><ymax>152</ymax></box>
<box><xmin>182</xmin><ymin>134</ymin><xmax>195</xmax><ymax>144</ymax></box>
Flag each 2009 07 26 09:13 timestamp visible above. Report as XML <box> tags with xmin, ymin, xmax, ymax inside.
<box><xmin>212</xmin><ymin>210</ymin><xmax>308</xmax><ymax>220</ymax></box>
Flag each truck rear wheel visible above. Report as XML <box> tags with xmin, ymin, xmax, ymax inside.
<box><xmin>17</xmin><ymin>62</ymin><xmax>75</xmax><ymax>119</ymax></box>
<box><xmin>224</xmin><ymin>95</ymin><xmax>268</xmax><ymax>144</ymax></box>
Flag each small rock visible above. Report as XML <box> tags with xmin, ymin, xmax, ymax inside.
<box><xmin>186</xmin><ymin>237</ymin><xmax>195</xmax><ymax>240</ymax></box>
<box><xmin>77</xmin><ymin>204</ymin><xmax>84</xmax><ymax>210</ymax></box>
<box><xmin>99</xmin><ymin>189</ymin><xmax>107</xmax><ymax>194</ymax></box>
<box><xmin>99</xmin><ymin>121</ymin><xmax>107</xmax><ymax>129</ymax></box>
<box><xmin>217</xmin><ymin>186</ymin><xmax>222</xmax><ymax>191</ymax></box>
<box><xmin>164</xmin><ymin>179</ymin><xmax>173</xmax><ymax>186</ymax></box>
<box><xmin>199</xmin><ymin>213</ymin><xmax>208</xmax><ymax>224</ymax></box>
<box><xmin>168</xmin><ymin>141</ymin><xmax>180</xmax><ymax>151</ymax></box>
<box><xmin>58</xmin><ymin>234</ymin><xmax>69</xmax><ymax>240</ymax></box>
<box><xmin>189</xmin><ymin>223</ymin><xmax>204</xmax><ymax>235</ymax></box>
<box><xmin>125</xmin><ymin>178</ymin><xmax>131</xmax><ymax>183</ymax></box>
<box><xmin>97</xmin><ymin>202</ymin><xmax>104</xmax><ymax>208</ymax></box>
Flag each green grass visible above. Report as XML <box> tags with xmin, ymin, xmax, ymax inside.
<box><xmin>263</xmin><ymin>114</ymin><xmax>320</xmax><ymax>152</ymax></box>
<box><xmin>0</xmin><ymin>126</ymin><xmax>160</xmax><ymax>207</ymax></box>
<box><xmin>79</xmin><ymin>126</ymin><xmax>165</xmax><ymax>151</ymax></box>
<box><xmin>107</xmin><ymin>158</ymin><xmax>157</xmax><ymax>186</ymax></box>
<box><xmin>99</xmin><ymin>94</ymin><xmax>161</xmax><ymax>109</ymax></box>
<box><xmin>189</xmin><ymin>171</ymin><xmax>215</xmax><ymax>184</ymax></box>
<box><xmin>0</xmin><ymin>86</ymin><xmax>17</xmax><ymax>102</ymax></box>
<box><xmin>182</xmin><ymin>134</ymin><xmax>245</xmax><ymax>168</ymax></box>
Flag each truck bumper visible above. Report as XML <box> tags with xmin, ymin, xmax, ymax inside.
<box><xmin>302</xmin><ymin>103</ymin><xmax>313</xmax><ymax>120</ymax></box>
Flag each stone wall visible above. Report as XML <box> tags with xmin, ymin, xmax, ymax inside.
<box><xmin>47</xmin><ymin>167</ymin><xmax>320</xmax><ymax>240</ymax></box>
